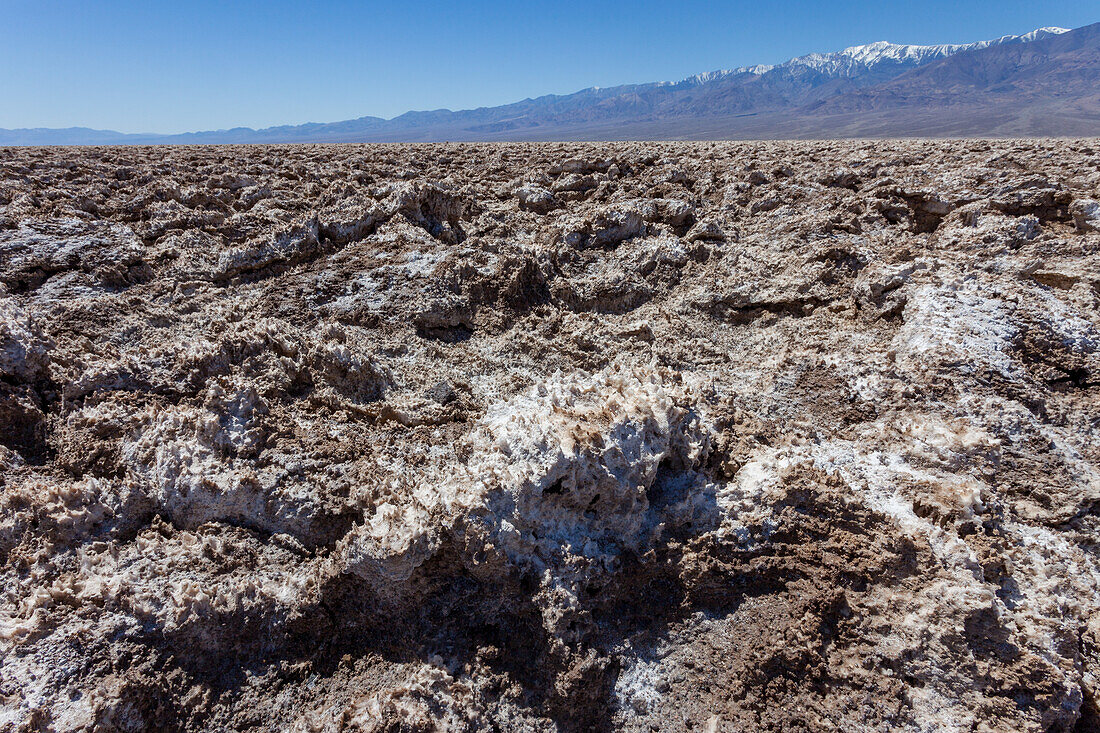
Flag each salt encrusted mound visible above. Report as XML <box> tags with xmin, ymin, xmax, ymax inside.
<box><xmin>343</xmin><ymin>365</ymin><xmax>719</xmax><ymax>589</ymax></box>
<box><xmin>2</xmin><ymin>140</ymin><xmax>1100</xmax><ymax>732</ymax></box>
<box><xmin>0</xmin><ymin>299</ymin><xmax>50</xmax><ymax>382</ymax></box>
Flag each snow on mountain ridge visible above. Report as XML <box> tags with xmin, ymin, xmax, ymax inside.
<box><xmin>680</xmin><ymin>26</ymin><xmax>1070</xmax><ymax>85</ymax></box>
<box><xmin>832</xmin><ymin>26</ymin><xmax>1070</xmax><ymax>67</ymax></box>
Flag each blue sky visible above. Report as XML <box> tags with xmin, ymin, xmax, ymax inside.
<box><xmin>0</xmin><ymin>1</ymin><xmax>1095</xmax><ymax>133</ymax></box>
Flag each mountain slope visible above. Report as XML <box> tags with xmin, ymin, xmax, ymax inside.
<box><xmin>0</xmin><ymin>24</ymin><xmax>1093</xmax><ymax>144</ymax></box>
<box><xmin>185</xmin><ymin>25</ymin><xmax>1070</xmax><ymax>141</ymax></box>
<box><xmin>805</xmin><ymin>22</ymin><xmax>1100</xmax><ymax>113</ymax></box>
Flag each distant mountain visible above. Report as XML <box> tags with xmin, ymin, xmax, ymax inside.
<box><xmin>699</xmin><ymin>25</ymin><xmax>1068</xmax><ymax>80</ymax></box>
<box><xmin>808</xmin><ymin>22</ymin><xmax>1099</xmax><ymax>111</ymax></box>
<box><xmin>1</xmin><ymin>24</ymin><xmax>1095</xmax><ymax>145</ymax></box>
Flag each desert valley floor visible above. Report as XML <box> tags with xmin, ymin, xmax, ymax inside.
<box><xmin>2</xmin><ymin>140</ymin><xmax>1100</xmax><ymax>731</ymax></box>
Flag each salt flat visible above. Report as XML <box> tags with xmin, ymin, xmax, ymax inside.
<box><xmin>2</xmin><ymin>140</ymin><xmax>1099</xmax><ymax>731</ymax></box>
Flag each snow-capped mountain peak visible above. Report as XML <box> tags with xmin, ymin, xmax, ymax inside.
<box><xmin>779</xmin><ymin>26</ymin><xmax>1070</xmax><ymax>75</ymax></box>
<box><xmin>683</xmin><ymin>26</ymin><xmax>1070</xmax><ymax>84</ymax></box>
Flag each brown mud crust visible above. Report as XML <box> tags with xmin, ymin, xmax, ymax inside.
<box><xmin>2</xmin><ymin>140</ymin><xmax>1100</xmax><ymax>731</ymax></box>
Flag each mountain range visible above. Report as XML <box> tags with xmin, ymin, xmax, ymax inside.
<box><xmin>2</xmin><ymin>22</ymin><xmax>1097</xmax><ymax>145</ymax></box>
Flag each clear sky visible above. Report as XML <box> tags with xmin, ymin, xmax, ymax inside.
<box><xmin>0</xmin><ymin>0</ymin><xmax>1095</xmax><ymax>134</ymax></box>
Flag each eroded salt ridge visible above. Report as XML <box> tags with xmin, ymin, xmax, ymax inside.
<box><xmin>1</xmin><ymin>140</ymin><xmax>1099</xmax><ymax>732</ymax></box>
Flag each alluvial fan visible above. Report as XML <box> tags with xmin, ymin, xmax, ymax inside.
<box><xmin>1</xmin><ymin>140</ymin><xmax>1099</xmax><ymax>732</ymax></box>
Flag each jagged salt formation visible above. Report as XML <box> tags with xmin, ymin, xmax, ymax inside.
<box><xmin>1</xmin><ymin>140</ymin><xmax>1099</xmax><ymax>732</ymax></box>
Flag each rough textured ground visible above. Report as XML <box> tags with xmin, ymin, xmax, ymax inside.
<box><xmin>1</xmin><ymin>141</ymin><xmax>1100</xmax><ymax>732</ymax></box>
